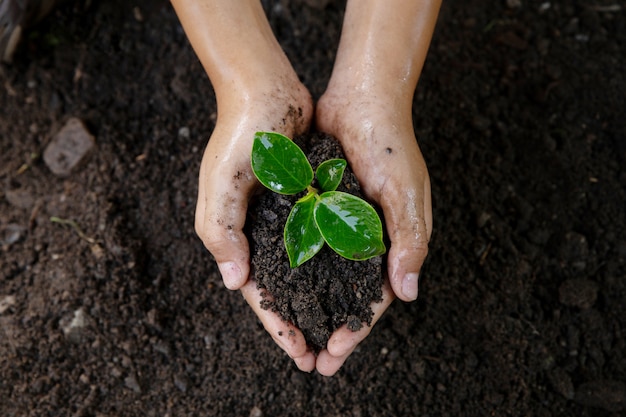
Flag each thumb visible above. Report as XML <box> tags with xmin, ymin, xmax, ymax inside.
<box><xmin>382</xmin><ymin>176</ymin><xmax>432</xmax><ymax>302</ymax></box>
<box><xmin>195</xmin><ymin>159</ymin><xmax>255</xmax><ymax>290</ymax></box>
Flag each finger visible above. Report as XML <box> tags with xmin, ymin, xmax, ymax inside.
<box><xmin>240</xmin><ymin>280</ymin><xmax>310</xmax><ymax>360</ymax></box>
<box><xmin>293</xmin><ymin>352</ymin><xmax>316</xmax><ymax>373</ymax></box>
<box><xmin>316</xmin><ymin>280</ymin><xmax>395</xmax><ymax>376</ymax></box>
<box><xmin>195</xmin><ymin>188</ymin><xmax>250</xmax><ymax>290</ymax></box>
<box><xmin>315</xmin><ymin>348</ymin><xmax>353</xmax><ymax>377</ymax></box>
<box><xmin>345</xmin><ymin>135</ymin><xmax>432</xmax><ymax>302</ymax></box>
<box><xmin>195</xmin><ymin>149</ymin><xmax>257</xmax><ymax>290</ymax></box>
<box><xmin>380</xmin><ymin>165</ymin><xmax>432</xmax><ymax>301</ymax></box>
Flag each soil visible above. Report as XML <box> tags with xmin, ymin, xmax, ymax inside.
<box><xmin>248</xmin><ymin>133</ymin><xmax>383</xmax><ymax>352</ymax></box>
<box><xmin>1</xmin><ymin>0</ymin><xmax>625</xmax><ymax>416</ymax></box>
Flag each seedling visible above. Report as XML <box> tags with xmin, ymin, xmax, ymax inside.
<box><xmin>251</xmin><ymin>131</ymin><xmax>386</xmax><ymax>268</ymax></box>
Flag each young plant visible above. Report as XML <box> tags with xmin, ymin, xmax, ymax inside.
<box><xmin>251</xmin><ymin>131</ymin><xmax>386</xmax><ymax>268</ymax></box>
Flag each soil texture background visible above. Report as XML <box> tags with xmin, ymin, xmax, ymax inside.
<box><xmin>1</xmin><ymin>0</ymin><xmax>625</xmax><ymax>416</ymax></box>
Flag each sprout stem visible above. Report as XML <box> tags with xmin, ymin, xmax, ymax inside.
<box><xmin>296</xmin><ymin>186</ymin><xmax>319</xmax><ymax>204</ymax></box>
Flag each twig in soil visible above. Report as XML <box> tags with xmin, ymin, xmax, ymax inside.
<box><xmin>478</xmin><ymin>242</ymin><xmax>492</xmax><ymax>265</ymax></box>
<box><xmin>16</xmin><ymin>164</ymin><xmax>30</xmax><ymax>175</ymax></box>
<box><xmin>50</xmin><ymin>216</ymin><xmax>96</xmax><ymax>244</ymax></box>
<box><xmin>28</xmin><ymin>199</ymin><xmax>43</xmax><ymax>230</ymax></box>
<box><xmin>15</xmin><ymin>152</ymin><xmax>40</xmax><ymax>175</ymax></box>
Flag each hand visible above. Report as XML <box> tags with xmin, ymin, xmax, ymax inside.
<box><xmin>194</xmin><ymin>82</ymin><xmax>316</xmax><ymax>371</ymax></box>
<box><xmin>198</xmin><ymin>88</ymin><xmax>431</xmax><ymax>375</ymax></box>
<box><xmin>171</xmin><ymin>0</ymin><xmax>317</xmax><ymax>372</ymax></box>
<box><xmin>314</xmin><ymin>88</ymin><xmax>433</xmax><ymax>376</ymax></box>
<box><xmin>174</xmin><ymin>0</ymin><xmax>438</xmax><ymax>376</ymax></box>
<box><xmin>308</xmin><ymin>0</ymin><xmax>438</xmax><ymax>375</ymax></box>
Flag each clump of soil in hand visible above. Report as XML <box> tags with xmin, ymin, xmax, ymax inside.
<box><xmin>247</xmin><ymin>133</ymin><xmax>384</xmax><ymax>352</ymax></box>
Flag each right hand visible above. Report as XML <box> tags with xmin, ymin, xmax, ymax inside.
<box><xmin>194</xmin><ymin>84</ymin><xmax>316</xmax><ymax>371</ymax></box>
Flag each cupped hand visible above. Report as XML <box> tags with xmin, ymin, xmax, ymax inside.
<box><xmin>195</xmin><ymin>83</ymin><xmax>432</xmax><ymax>376</ymax></box>
<box><xmin>177</xmin><ymin>0</ymin><xmax>437</xmax><ymax>376</ymax></box>
<box><xmin>314</xmin><ymin>90</ymin><xmax>433</xmax><ymax>375</ymax></box>
<box><xmin>194</xmin><ymin>84</ymin><xmax>316</xmax><ymax>371</ymax></box>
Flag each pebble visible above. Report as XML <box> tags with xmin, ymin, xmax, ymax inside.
<box><xmin>178</xmin><ymin>126</ymin><xmax>190</xmax><ymax>139</ymax></box>
<box><xmin>173</xmin><ymin>374</ymin><xmax>188</xmax><ymax>393</ymax></box>
<box><xmin>548</xmin><ymin>368</ymin><xmax>575</xmax><ymax>399</ymax></box>
<box><xmin>124</xmin><ymin>374</ymin><xmax>142</xmax><ymax>393</ymax></box>
<box><xmin>0</xmin><ymin>295</ymin><xmax>17</xmax><ymax>314</ymax></box>
<box><xmin>261</xmin><ymin>209</ymin><xmax>278</xmax><ymax>222</ymax></box>
<box><xmin>110</xmin><ymin>366</ymin><xmax>123</xmax><ymax>378</ymax></box>
<box><xmin>575</xmin><ymin>380</ymin><xmax>626</xmax><ymax>412</ymax></box>
<box><xmin>121</xmin><ymin>355</ymin><xmax>133</xmax><ymax>368</ymax></box>
<box><xmin>558</xmin><ymin>278</ymin><xmax>599</xmax><ymax>309</ymax></box>
<box><xmin>152</xmin><ymin>340</ymin><xmax>171</xmax><ymax>356</ymax></box>
<box><xmin>4</xmin><ymin>189</ymin><xmax>35</xmax><ymax>209</ymax></box>
<box><xmin>1</xmin><ymin>223</ymin><xmax>26</xmax><ymax>246</ymax></box>
<box><xmin>249</xmin><ymin>406</ymin><xmax>263</xmax><ymax>417</ymax></box>
<box><xmin>556</xmin><ymin>231</ymin><xmax>589</xmax><ymax>265</ymax></box>
<box><xmin>59</xmin><ymin>308</ymin><xmax>88</xmax><ymax>343</ymax></box>
<box><xmin>43</xmin><ymin>118</ymin><xmax>95</xmax><ymax>177</ymax></box>
<box><xmin>506</xmin><ymin>0</ymin><xmax>522</xmax><ymax>8</ymax></box>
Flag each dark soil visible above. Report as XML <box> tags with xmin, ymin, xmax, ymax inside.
<box><xmin>248</xmin><ymin>133</ymin><xmax>383</xmax><ymax>352</ymax></box>
<box><xmin>1</xmin><ymin>0</ymin><xmax>625</xmax><ymax>416</ymax></box>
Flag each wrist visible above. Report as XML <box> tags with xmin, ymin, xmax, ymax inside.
<box><xmin>213</xmin><ymin>63</ymin><xmax>300</xmax><ymax>108</ymax></box>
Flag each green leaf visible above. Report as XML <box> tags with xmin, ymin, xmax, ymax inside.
<box><xmin>316</xmin><ymin>159</ymin><xmax>347</xmax><ymax>192</ymax></box>
<box><xmin>284</xmin><ymin>193</ymin><xmax>324</xmax><ymax>267</ymax></box>
<box><xmin>251</xmin><ymin>132</ymin><xmax>313</xmax><ymax>195</ymax></box>
<box><xmin>314</xmin><ymin>191</ymin><xmax>386</xmax><ymax>260</ymax></box>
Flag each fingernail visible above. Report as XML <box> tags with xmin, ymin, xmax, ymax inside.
<box><xmin>218</xmin><ymin>261</ymin><xmax>242</xmax><ymax>289</ymax></box>
<box><xmin>402</xmin><ymin>273</ymin><xmax>419</xmax><ymax>300</ymax></box>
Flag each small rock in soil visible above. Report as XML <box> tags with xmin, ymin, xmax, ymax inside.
<box><xmin>4</xmin><ymin>189</ymin><xmax>35</xmax><ymax>209</ymax></box>
<box><xmin>0</xmin><ymin>295</ymin><xmax>17</xmax><ymax>314</ymax></box>
<box><xmin>556</xmin><ymin>231</ymin><xmax>590</xmax><ymax>264</ymax></box>
<box><xmin>575</xmin><ymin>380</ymin><xmax>626</xmax><ymax>412</ymax></box>
<box><xmin>346</xmin><ymin>315</ymin><xmax>362</xmax><ymax>332</ymax></box>
<box><xmin>1</xmin><ymin>223</ymin><xmax>27</xmax><ymax>246</ymax></box>
<box><xmin>173</xmin><ymin>374</ymin><xmax>189</xmax><ymax>393</ymax></box>
<box><xmin>110</xmin><ymin>366</ymin><xmax>123</xmax><ymax>378</ymax></box>
<box><xmin>548</xmin><ymin>367</ymin><xmax>575</xmax><ymax>400</ymax></box>
<box><xmin>558</xmin><ymin>278</ymin><xmax>599</xmax><ymax>309</ymax></box>
<box><xmin>506</xmin><ymin>0</ymin><xmax>522</xmax><ymax>8</ymax></box>
<box><xmin>43</xmin><ymin>117</ymin><xmax>95</xmax><ymax>177</ymax></box>
<box><xmin>249</xmin><ymin>406</ymin><xmax>263</xmax><ymax>417</ymax></box>
<box><xmin>124</xmin><ymin>373</ymin><xmax>142</xmax><ymax>393</ymax></box>
<box><xmin>59</xmin><ymin>308</ymin><xmax>88</xmax><ymax>343</ymax></box>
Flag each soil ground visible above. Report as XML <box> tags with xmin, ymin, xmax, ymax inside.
<box><xmin>1</xmin><ymin>0</ymin><xmax>625</xmax><ymax>416</ymax></box>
